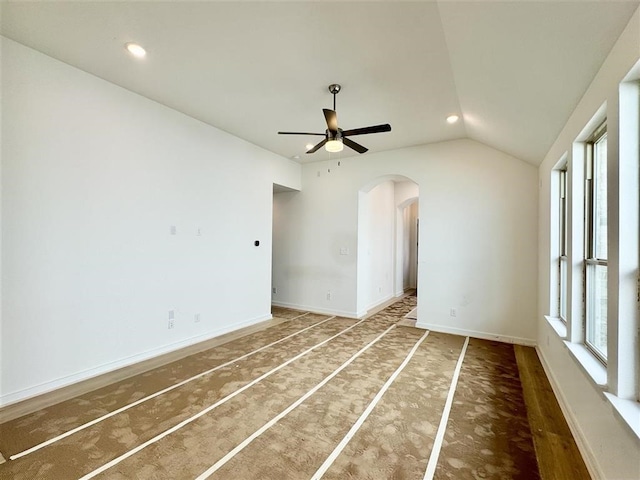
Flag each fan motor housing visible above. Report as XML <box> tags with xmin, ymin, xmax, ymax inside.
<box><xmin>327</xmin><ymin>128</ymin><xmax>343</xmax><ymax>140</ymax></box>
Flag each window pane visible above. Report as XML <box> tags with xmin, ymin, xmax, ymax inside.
<box><xmin>586</xmin><ymin>263</ymin><xmax>607</xmax><ymax>360</ymax></box>
<box><xmin>559</xmin><ymin>256</ymin><xmax>567</xmax><ymax>321</ymax></box>
<box><xmin>560</xmin><ymin>170</ymin><xmax>567</xmax><ymax>256</ymax></box>
<box><xmin>593</xmin><ymin>134</ymin><xmax>607</xmax><ymax>259</ymax></box>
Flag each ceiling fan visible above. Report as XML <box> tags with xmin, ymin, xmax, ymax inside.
<box><xmin>278</xmin><ymin>84</ymin><xmax>391</xmax><ymax>154</ymax></box>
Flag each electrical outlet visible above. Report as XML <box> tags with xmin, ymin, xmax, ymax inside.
<box><xmin>326</xmin><ymin>291</ymin><xmax>331</xmax><ymax>300</ymax></box>
<box><xmin>168</xmin><ymin>319</ymin><xmax>175</xmax><ymax>329</ymax></box>
<box><xmin>194</xmin><ymin>313</ymin><xmax>201</xmax><ymax>323</ymax></box>
<box><xmin>450</xmin><ymin>308</ymin><xmax>457</xmax><ymax>317</ymax></box>
<box><xmin>272</xmin><ymin>287</ymin><xmax>277</xmax><ymax>294</ymax></box>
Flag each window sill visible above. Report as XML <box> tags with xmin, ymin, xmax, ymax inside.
<box><xmin>564</xmin><ymin>341</ymin><xmax>607</xmax><ymax>387</ymax></box>
<box><xmin>544</xmin><ymin>316</ymin><xmax>639</xmax><ymax>439</ymax></box>
<box><xmin>604</xmin><ymin>393</ymin><xmax>640</xmax><ymax>440</ymax></box>
<box><xmin>544</xmin><ymin>315</ymin><xmax>567</xmax><ymax>338</ymax></box>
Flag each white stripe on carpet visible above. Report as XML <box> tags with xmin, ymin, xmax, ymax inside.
<box><xmin>405</xmin><ymin>307</ymin><xmax>418</xmax><ymax>319</ymax></box>
<box><xmin>11</xmin><ymin>312</ymin><xmax>327</xmax><ymax>460</ymax></box>
<box><xmin>194</xmin><ymin>325</ymin><xmax>398</xmax><ymax>480</ymax></box>
<box><xmin>311</xmin><ymin>330</ymin><xmax>430</xmax><ymax>479</ymax></box>
<box><xmin>423</xmin><ymin>336</ymin><xmax>470</xmax><ymax>480</ymax></box>
<box><xmin>79</xmin><ymin>316</ymin><xmax>369</xmax><ymax>480</ymax></box>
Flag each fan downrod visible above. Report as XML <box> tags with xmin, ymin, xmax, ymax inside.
<box><xmin>328</xmin><ymin>84</ymin><xmax>341</xmax><ymax>111</ymax></box>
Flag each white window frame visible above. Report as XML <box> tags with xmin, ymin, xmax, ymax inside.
<box><xmin>559</xmin><ymin>166</ymin><xmax>568</xmax><ymax>323</ymax></box>
<box><xmin>584</xmin><ymin>122</ymin><xmax>608</xmax><ymax>364</ymax></box>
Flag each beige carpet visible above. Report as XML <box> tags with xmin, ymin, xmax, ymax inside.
<box><xmin>0</xmin><ymin>295</ymin><xmax>540</xmax><ymax>480</ymax></box>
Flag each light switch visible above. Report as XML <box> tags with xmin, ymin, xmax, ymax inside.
<box><xmin>340</xmin><ymin>247</ymin><xmax>349</xmax><ymax>255</ymax></box>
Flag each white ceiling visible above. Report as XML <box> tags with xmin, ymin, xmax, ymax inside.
<box><xmin>1</xmin><ymin>1</ymin><xmax>638</xmax><ymax>165</ymax></box>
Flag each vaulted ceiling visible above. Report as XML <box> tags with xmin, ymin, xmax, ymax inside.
<box><xmin>1</xmin><ymin>1</ymin><xmax>638</xmax><ymax>165</ymax></box>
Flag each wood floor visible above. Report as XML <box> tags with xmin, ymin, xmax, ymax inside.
<box><xmin>0</xmin><ymin>296</ymin><xmax>589</xmax><ymax>480</ymax></box>
<box><xmin>515</xmin><ymin>346</ymin><xmax>591</xmax><ymax>480</ymax></box>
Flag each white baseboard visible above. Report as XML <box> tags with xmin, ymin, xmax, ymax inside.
<box><xmin>271</xmin><ymin>301</ymin><xmax>359</xmax><ymax>319</ymax></box>
<box><xmin>0</xmin><ymin>313</ymin><xmax>272</xmax><ymax>407</ymax></box>
<box><xmin>272</xmin><ymin>293</ymin><xmax>402</xmax><ymax>321</ymax></box>
<box><xmin>535</xmin><ymin>346</ymin><xmax>605</xmax><ymax>480</ymax></box>
<box><xmin>360</xmin><ymin>294</ymin><xmax>405</xmax><ymax>319</ymax></box>
<box><xmin>364</xmin><ymin>293</ymin><xmax>395</xmax><ymax>313</ymax></box>
<box><xmin>414</xmin><ymin>322</ymin><xmax>537</xmax><ymax>347</ymax></box>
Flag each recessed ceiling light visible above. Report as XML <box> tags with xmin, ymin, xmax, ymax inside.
<box><xmin>305</xmin><ymin>143</ymin><xmax>314</xmax><ymax>151</ymax></box>
<box><xmin>292</xmin><ymin>155</ymin><xmax>300</xmax><ymax>160</ymax></box>
<box><xmin>125</xmin><ymin>42</ymin><xmax>146</xmax><ymax>58</ymax></box>
<box><xmin>446</xmin><ymin>114</ymin><xmax>459</xmax><ymax>124</ymax></box>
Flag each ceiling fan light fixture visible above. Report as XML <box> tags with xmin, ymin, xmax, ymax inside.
<box><xmin>325</xmin><ymin>139</ymin><xmax>344</xmax><ymax>153</ymax></box>
<box><xmin>278</xmin><ymin>83</ymin><xmax>390</xmax><ymax>155</ymax></box>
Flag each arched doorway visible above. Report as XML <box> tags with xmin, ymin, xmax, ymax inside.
<box><xmin>356</xmin><ymin>175</ymin><xmax>419</xmax><ymax>316</ymax></box>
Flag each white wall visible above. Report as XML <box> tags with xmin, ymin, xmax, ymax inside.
<box><xmin>0</xmin><ymin>34</ymin><xmax>4</xmax><ymax>408</ymax></box>
<box><xmin>0</xmin><ymin>37</ymin><xmax>300</xmax><ymax>405</ymax></box>
<box><xmin>272</xmin><ymin>139</ymin><xmax>538</xmax><ymax>343</ymax></box>
<box><xmin>537</xmin><ymin>7</ymin><xmax>640</xmax><ymax>480</ymax></box>
<box><xmin>272</xmin><ymin>163</ymin><xmax>361</xmax><ymax>317</ymax></box>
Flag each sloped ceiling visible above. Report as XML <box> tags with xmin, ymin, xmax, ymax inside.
<box><xmin>1</xmin><ymin>1</ymin><xmax>638</xmax><ymax>165</ymax></box>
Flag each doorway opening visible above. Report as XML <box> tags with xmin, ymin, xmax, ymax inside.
<box><xmin>271</xmin><ymin>183</ymin><xmax>300</xmax><ymax>315</ymax></box>
<box><xmin>356</xmin><ymin>176</ymin><xmax>419</xmax><ymax>317</ymax></box>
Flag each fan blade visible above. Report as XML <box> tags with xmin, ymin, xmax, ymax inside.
<box><xmin>278</xmin><ymin>131</ymin><xmax>325</xmax><ymax>136</ymax></box>
<box><xmin>342</xmin><ymin>124</ymin><xmax>391</xmax><ymax>137</ymax></box>
<box><xmin>306</xmin><ymin>138</ymin><xmax>327</xmax><ymax>154</ymax></box>
<box><xmin>323</xmin><ymin>109</ymin><xmax>339</xmax><ymax>132</ymax></box>
<box><xmin>343</xmin><ymin>137</ymin><xmax>368</xmax><ymax>154</ymax></box>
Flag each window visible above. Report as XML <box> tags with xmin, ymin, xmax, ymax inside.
<box><xmin>585</xmin><ymin>123</ymin><xmax>607</xmax><ymax>362</ymax></box>
<box><xmin>545</xmin><ymin>72</ymin><xmax>640</xmax><ymax>438</ymax></box>
<box><xmin>559</xmin><ymin>167</ymin><xmax>568</xmax><ymax>322</ymax></box>
<box><xmin>619</xmin><ymin>79</ymin><xmax>640</xmax><ymax>402</ymax></box>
